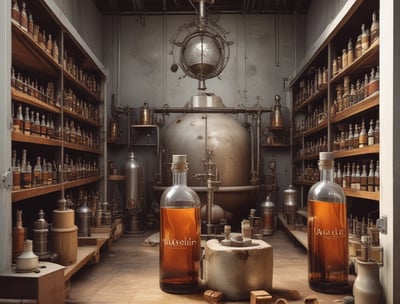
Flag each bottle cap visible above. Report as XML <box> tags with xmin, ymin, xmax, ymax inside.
<box><xmin>172</xmin><ymin>154</ymin><xmax>187</xmax><ymax>164</ymax></box>
<box><xmin>319</xmin><ymin>152</ymin><xmax>334</xmax><ymax>161</ymax></box>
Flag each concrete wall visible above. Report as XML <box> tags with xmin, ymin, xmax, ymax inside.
<box><xmin>51</xmin><ymin>0</ymin><xmax>103</xmax><ymax>61</ymax></box>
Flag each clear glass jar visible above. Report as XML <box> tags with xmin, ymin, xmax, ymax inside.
<box><xmin>159</xmin><ymin>155</ymin><xmax>201</xmax><ymax>294</ymax></box>
<box><xmin>307</xmin><ymin>152</ymin><xmax>349</xmax><ymax>293</ymax></box>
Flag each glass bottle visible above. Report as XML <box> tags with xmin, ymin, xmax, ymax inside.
<box><xmin>347</xmin><ymin>38</ymin><xmax>354</xmax><ymax>64</ymax></box>
<box><xmin>12</xmin><ymin>150</ymin><xmax>21</xmax><ymax>191</ymax></box>
<box><xmin>370</xmin><ymin>11</ymin><xmax>379</xmax><ymax>44</ymax></box>
<box><xmin>374</xmin><ymin>161</ymin><xmax>380</xmax><ymax>191</ymax></box>
<box><xmin>368</xmin><ymin>119</ymin><xmax>375</xmax><ymax>145</ymax></box>
<box><xmin>361</xmin><ymin>24</ymin><xmax>370</xmax><ymax>54</ymax></box>
<box><xmin>360</xmin><ymin>163</ymin><xmax>368</xmax><ymax>191</ymax></box>
<box><xmin>359</xmin><ymin>118</ymin><xmax>367</xmax><ymax>148</ymax></box>
<box><xmin>19</xmin><ymin>1</ymin><xmax>28</xmax><ymax>32</ymax></box>
<box><xmin>33</xmin><ymin>156</ymin><xmax>42</xmax><ymax>187</ymax></box>
<box><xmin>23</xmin><ymin>106</ymin><xmax>31</xmax><ymax>135</ymax></box>
<box><xmin>13</xmin><ymin>210</ymin><xmax>26</xmax><ymax>262</ymax></box>
<box><xmin>367</xmin><ymin>160</ymin><xmax>375</xmax><ymax>192</ymax></box>
<box><xmin>159</xmin><ymin>155</ymin><xmax>201</xmax><ymax>294</ymax></box>
<box><xmin>307</xmin><ymin>152</ymin><xmax>349</xmax><ymax>293</ymax></box>
<box><xmin>353</xmin><ymin>123</ymin><xmax>359</xmax><ymax>149</ymax></box>
<box><xmin>374</xmin><ymin>119</ymin><xmax>379</xmax><ymax>144</ymax></box>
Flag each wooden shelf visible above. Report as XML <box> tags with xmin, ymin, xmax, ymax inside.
<box><xmin>12</xmin><ymin>176</ymin><xmax>102</xmax><ymax>203</ymax></box>
<box><xmin>278</xmin><ymin>212</ymin><xmax>307</xmax><ymax>249</ymax></box>
<box><xmin>11</xmin><ymin>88</ymin><xmax>61</xmax><ymax>114</ymax></box>
<box><xmin>330</xmin><ymin>40</ymin><xmax>380</xmax><ymax>85</ymax></box>
<box><xmin>63</xmin><ymin>107</ymin><xmax>102</xmax><ymax>127</ymax></box>
<box><xmin>12</xmin><ymin>131</ymin><xmax>62</xmax><ymax>147</ymax></box>
<box><xmin>343</xmin><ymin>188</ymin><xmax>379</xmax><ymax>201</ymax></box>
<box><xmin>334</xmin><ymin>144</ymin><xmax>379</xmax><ymax>158</ymax></box>
<box><xmin>331</xmin><ymin>92</ymin><xmax>379</xmax><ymax>124</ymax></box>
<box><xmin>12</xmin><ymin>21</ymin><xmax>61</xmax><ymax>77</ymax></box>
<box><xmin>294</xmin><ymin>85</ymin><xmax>327</xmax><ymax>112</ymax></box>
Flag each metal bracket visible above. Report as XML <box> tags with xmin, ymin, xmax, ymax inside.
<box><xmin>376</xmin><ymin>215</ymin><xmax>387</xmax><ymax>234</ymax></box>
<box><xmin>2</xmin><ymin>168</ymin><xmax>13</xmax><ymax>189</ymax></box>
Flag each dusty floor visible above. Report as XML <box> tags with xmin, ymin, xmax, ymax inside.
<box><xmin>66</xmin><ymin>229</ymin><xmax>352</xmax><ymax>304</ymax></box>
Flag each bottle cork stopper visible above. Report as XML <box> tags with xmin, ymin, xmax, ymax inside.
<box><xmin>172</xmin><ymin>154</ymin><xmax>187</xmax><ymax>164</ymax></box>
<box><xmin>319</xmin><ymin>152</ymin><xmax>334</xmax><ymax>161</ymax></box>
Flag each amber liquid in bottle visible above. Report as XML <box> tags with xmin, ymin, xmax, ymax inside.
<box><xmin>307</xmin><ymin>152</ymin><xmax>349</xmax><ymax>294</ymax></box>
<box><xmin>159</xmin><ymin>155</ymin><xmax>201</xmax><ymax>294</ymax></box>
<box><xmin>307</xmin><ymin>199</ymin><xmax>348</xmax><ymax>293</ymax></box>
<box><xmin>160</xmin><ymin>206</ymin><xmax>200</xmax><ymax>293</ymax></box>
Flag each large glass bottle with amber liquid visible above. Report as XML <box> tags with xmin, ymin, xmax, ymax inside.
<box><xmin>159</xmin><ymin>155</ymin><xmax>201</xmax><ymax>294</ymax></box>
<box><xmin>307</xmin><ymin>152</ymin><xmax>349</xmax><ymax>293</ymax></box>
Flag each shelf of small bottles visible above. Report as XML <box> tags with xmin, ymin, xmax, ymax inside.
<box><xmin>297</xmin><ymin>120</ymin><xmax>329</xmax><ymax>138</ymax></box>
<box><xmin>294</xmin><ymin>85</ymin><xmax>328</xmax><ymax>113</ymax></box>
<box><xmin>11</xmin><ymin>175</ymin><xmax>103</xmax><ymax>203</ymax></box>
<box><xmin>331</xmin><ymin>40</ymin><xmax>379</xmax><ymax>85</ymax></box>
<box><xmin>63</xmin><ymin>107</ymin><xmax>101</xmax><ymax>128</ymax></box>
<box><xmin>343</xmin><ymin>188</ymin><xmax>379</xmax><ymax>201</ymax></box>
<box><xmin>12</xmin><ymin>131</ymin><xmax>61</xmax><ymax>147</ymax></box>
<box><xmin>11</xmin><ymin>21</ymin><xmax>61</xmax><ymax>77</ymax></box>
<box><xmin>331</xmin><ymin>92</ymin><xmax>379</xmax><ymax>124</ymax></box>
<box><xmin>11</xmin><ymin>87</ymin><xmax>60</xmax><ymax>114</ymax></box>
<box><xmin>334</xmin><ymin>144</ymin><xmax>379</xmax><ymax>158</ymax></box>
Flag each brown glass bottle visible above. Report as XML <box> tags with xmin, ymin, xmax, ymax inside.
<box><xmin>307</xmin><ymin>152</ymin><xmax>349</xmax><ymax>293</ymax></box>
<box><xmin>159</xmin><ymin>155</ymin><xmax>201</xmax><ymax>294</ymax></box>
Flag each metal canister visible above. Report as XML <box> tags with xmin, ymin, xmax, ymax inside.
<box><xmin>33</xmin><ymin>209</ymin><xmax>49</xmax><ymax>258</ymax></box>
<box><xmin>125</xmin><ymin>151</ymin><xmax>145</xmax><ymax>234</ymax></box>
<box><xmin>139</xmin><ymin>102</ymin><xmax>153</xmax><ymax>125</ymax></box>
<box><xmin>283</xmin><ymin>185</ymin><xmax>297</xmax><ymax>225</ymax></box>
<box><xmin>76</xmin><ymin>197</ymin><xmax>91</xmax><ymax>237</ymax></box>
<box><xmin>260</xmin><ymin>194</ymin><xmax>275</xmax><ymax>235</ymax></box>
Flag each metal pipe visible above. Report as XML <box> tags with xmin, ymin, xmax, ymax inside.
<box><xmin>255</xmin><ymin>110</ymin><xmax>262</xmax><ymax>183</ymax></box>
<box><xmin>154</xmin><ymin>184</ymin><xmax>259</xmax><ymax>193</ymax></box>
<box><xmin>154</xmin><ymin>106</ymin><xmax>271</xmax><ymax>114</ymax></box>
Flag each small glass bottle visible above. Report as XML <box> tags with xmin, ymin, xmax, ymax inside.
<box><xmin>159</xmin><ymin>155</ymin><xmax>201</xmax><ymax>294</ymax></box>
<box><xmin>367</xmin><ymin>160</ymin><xmax>375</xmax><ymax>192</ymax></box>
<box><xmin>13</xmin><ymin>210</ymin><xmax>26</xmax><ymax>262</ymax></box>
<box><xmin>307</xmin><ymin>152</ymin><xmax>349</xmax><ymax>293</ymax></box>
<box><xmin>360</xmin><ymin>163</ymin><xmax>368</xmax><ymax>191</ymax></box>
<box><xmin>19</xmin><ymin>1</ymin><xmax>28</xmax><ymax>32</ymax></box>
<box><xmin>33</xmin><ymin>156</ymin><xmax>42</xmax><ymax>187</ymax></box>
<box><xmin>368</xmin><ymin>119</ymin><xmax>375</xmax><ymax>145</ymax></box>
<box><xmin>353</xmin><ymin>123</ymin><xmax>359</xmax><ymax>149</ymax></box>
<box><xmin>374</xmin><ymin>119</ymin><xmax>380</xmax><ymax>144</ymax></box>
<box><xmin>361</xmin><ymin>24</ymin><xmax>370</xmax><ymax>54</ymax></box>
<box><xmin>347</xmin><ymin>38</ymin><xmax>354</xmax><ymax>64</ymax></box>
<box><xmin>374</xmin><ymin>161</ymin><xmax>380</xmax><ymax>191</ymax></box>
<box><xmin>370</xmin><ymin>11</ymin><xmax>379</xmax><ymax>44</ymax></box>
<box><xmin>359</xmin><ymin>118</ymin><xmax>368</xmax><ymax>148</ymax></box>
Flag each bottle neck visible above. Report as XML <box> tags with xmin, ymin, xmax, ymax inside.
<box><xmin>319</xmin><ymin>160</ymin><xmax>334</xmax><ymax>182</ymax></box>
<box><xmin>172</xmin><ymin>169</ymin><xmax>187</xmax><ymax>186</ymax></box>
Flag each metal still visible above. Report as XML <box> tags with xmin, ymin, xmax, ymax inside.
<box><xmin>283</xmin><ymin>185</ymin><xmax>298</xmax><ymax>225</ymax></box>
<box><xmin>159</xmin><ymin>94</ymin><xmax>256</xmax><ymax>221</ymax></box>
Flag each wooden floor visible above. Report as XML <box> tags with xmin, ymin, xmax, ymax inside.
<box><xmin>66</xmin><ymin>229</ymin><xmax>352</xmax><ymax>304</ymax></box>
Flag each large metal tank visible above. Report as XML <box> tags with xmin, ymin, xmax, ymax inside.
<box><xmin>161</xmin><ymin>94</ymin><xmax>257</xmax><ymax>221</ymax></box>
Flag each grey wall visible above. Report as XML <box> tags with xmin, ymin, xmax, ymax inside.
<box><xmin>52</xmin><ymin>0</ymin><xmax>103</xmax><ymax>61</ymax></box>
<box><xmin>305</xmin><ymin>0</ymin><xmax>349</xmax><ymax>51</ymax></box>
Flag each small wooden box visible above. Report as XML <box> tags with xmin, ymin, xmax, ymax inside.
<box><xmin>250</xmin><ymin>290</ymin><xmax>273</xmax><ymax>304</ymax></box>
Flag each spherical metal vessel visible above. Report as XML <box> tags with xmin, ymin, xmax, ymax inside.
<box><xmin>181</xmin><ymin>32</ymin><xmax>223</xmax><ymax>79</ymax></box>
<box><xmin>161</xmin><ymin>94</ymin><xmax>256</xmax><ymax>220</ymax></box>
